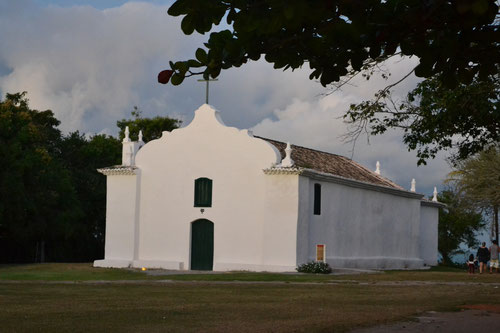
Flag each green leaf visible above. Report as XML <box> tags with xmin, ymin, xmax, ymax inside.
<box><xmin>195</xmin><ymin>48</ymin><xmax>208</xmax><ymax>64</ymax></box>
<box><xmin>414</xmin><ymin>61</ymin><xmax>434</xmax><ymax>78</ymax></box>
<box><xmin>167</xmin><ymin>0</ymin><xmax>187</xmax><ymax>16</ymax></box>
<box><xmin>227</xmin><ymin>8</ymin><xmax>236</xmax><ymax>24</ymax></box>
<box><xmin>187</xmin><ymin>59</ymin><xmax>203</xmax><ymax>68</ymax></box>
<box><xmin>320</xmin><ymin>69</ymin><xmax>339</xmax><ymax>86</ymax></box>
<box><xmin>175</xmin><ymin>61</ymin><xmax>188</xmax><ymax>73</ymax></box>
<box><xmin>369</xmin><ymin>46</ymin><xmax>381</xmax><ymax>59</ymax></box>
<box><xmin>210</xmin><ymin>66</ymin><xmax>221</xmax><ymax>78</ymax></box>
<box><xmin>400</xmin><ymin>40</ymin><xmax>414</xmax><ymax>56</ymax></box>
<box><xmin>170</xmin><ymin>73</ymin><xmax>184</xmax><ymax>85</ymax></box>
<box><xmin>181</xmin><ymin>15</ymin><xmax>195</xmax><ymax>35</ymax></box>
<box><xmin>309</xmin><ymin>69</ymin><xmax>320</xmax><ymax>80</ymax></box>
<box><xmin>248</xmin><ymin>51</ymin><xmax>261</xmax><ymax>61</ymax></box>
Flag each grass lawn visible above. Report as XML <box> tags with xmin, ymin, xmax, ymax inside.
<box><xmin>0</xmin><ymin>263</ymin><xmax>149</xmax><ymax>281</ymax></box>
<box><xmin>2</xmin><ymin>263</ymin><xmax>499</xmax><ymax>283</ymax></box>
<box><xmin>1</xmin><ymin>263</ymin><xmax>500</xmax><ymax>332</ymax></box>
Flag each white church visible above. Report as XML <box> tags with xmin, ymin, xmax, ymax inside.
<box><xmin>94</xmin><ymin>104</ymin><xmax>443</xmax><ymax>272</ymax></box>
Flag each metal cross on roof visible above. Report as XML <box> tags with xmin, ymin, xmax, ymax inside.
<box><xmin>197</xmin><ymin>78</ymin><xmax>218</xmax><ymax>104</ymax></box>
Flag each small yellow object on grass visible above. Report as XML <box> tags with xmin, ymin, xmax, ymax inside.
<box><xmin>141</xmin><ymin>267</ymin><xmax>147</xmax><ymax>271</ymax></box>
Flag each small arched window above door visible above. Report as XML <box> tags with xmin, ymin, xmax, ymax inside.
<box><xmin>194</xmin><ymin>177</ymin><xmax>212</xmax><ymax>207</ymax></box>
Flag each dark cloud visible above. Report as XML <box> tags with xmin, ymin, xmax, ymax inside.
<box><xmin>0</xmin><ymin>0</ymin><xmax>451</xmax><ymax>193</ymax></box>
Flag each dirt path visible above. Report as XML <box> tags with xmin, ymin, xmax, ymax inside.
<box><xmin>350</xmin><ymin>306</ymin><xmax>500</xmax><ymax>333</ymax></box>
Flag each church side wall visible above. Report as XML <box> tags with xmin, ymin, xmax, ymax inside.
<box><xmin>94</xmin><ymin>175</ymin><xmax>138</xmax><ymax>268</ymax></box>
<box><xmin>296</xmin><ymin>176</ymin><xmax>311</xmax><ymax>266</ymax></box>
<box><xmin>419</xmin><ymin>205</ymin><xmax>439</xmax><ymax>266</ymax></box>
<box><xmin>300</xmin><ymin>177</ymin><xmax>423</xmax><ymax>269</ymax></box>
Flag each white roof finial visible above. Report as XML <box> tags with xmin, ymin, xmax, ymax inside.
<box><xmin>281</xmin><ymin>142</ymin><xmax>294</xmax><ymax>167</ymax></box>
<box><xmin>375</xmin><ymin>161</ymin><xmax>381</xmax><ymax>175</ymax></box>
<box><xmin>432</xmin><ymin>187</ymin><xmax>438</xmax><ymax>202</ymax></box>
<box><xmin>410</xmin><ymin>178</ymin><xmax>416</xmax><ymax>192</ymax></box>
<box><xmin>138</xmin><ymin>130</ymin><xmax>144</xmax><ymax>143</ymax></box>
<box><xmin>123</xmin><ymin>126</ymin><xmax>130</xmax><ymax>142</ymax></box>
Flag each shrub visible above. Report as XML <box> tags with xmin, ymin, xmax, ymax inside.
<box><xmin>296</xmin><ymin>261</ymin><xmax>332</xmax><ymax>274</ymax></box>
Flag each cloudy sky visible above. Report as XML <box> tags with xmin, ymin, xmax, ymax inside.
<box><xmin>0</xmin><ymin>0</ymin><xmax>452</xmax><ymax>196</ymax></box>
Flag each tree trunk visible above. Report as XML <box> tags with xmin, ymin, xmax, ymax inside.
<box><xmin>40</xmin><ymin>240</ymin><xmax>45</xmax><ymax>263</ymax></box>
<box><xmin>494</xmin><ymin>205</ymin><xmax>499</xmax><ymax>244</ymax></box>
<box><xmin>34</xmin><ymin>241</ymin><xmax>39</xmax><ymax>263</ymax></box>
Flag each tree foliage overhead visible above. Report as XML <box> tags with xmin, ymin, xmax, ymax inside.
<box><xmin>345</xmin><ymin>72</ymin><xmax>500</xmax><ymax>164</ymax></box>
<box><xmin>165</xmin><ymin>0</ymin><xmax>499</xmax><ymax>87</ymax></box>
<box><xmin>163</xmin><ymin>0</ymin><xmax>499</xmax><ymax>164</ymax></box>
<box><xmin>437</xmin><ymin>188</ymin><xmax>485</xmax><ymax>264</ymax></box>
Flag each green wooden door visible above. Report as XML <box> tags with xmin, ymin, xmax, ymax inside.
<box><xmin>191</xmin><ymin>219</ymin><xmax>214</xmax><ymax>270</ymax></box>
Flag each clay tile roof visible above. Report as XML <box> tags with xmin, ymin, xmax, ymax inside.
<box><xmin>258</xmin><ymin>136</ymin><xmax>403</xmax><ymax>190</ymax></box>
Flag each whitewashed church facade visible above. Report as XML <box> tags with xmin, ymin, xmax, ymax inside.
<box><xmin>94</xmin><ymin>104</ymin><xmax>442</xmax><ymax>272</ymax></box>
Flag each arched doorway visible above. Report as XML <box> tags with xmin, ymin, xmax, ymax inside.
<box><xmin>191</xmin><ymin>219</ymin><xmax>214</xmax><ymax>270</ymax></box>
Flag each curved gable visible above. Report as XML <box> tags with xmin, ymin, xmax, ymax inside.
<box><xmin>135</xmin><ymin>104</ymin><xmax>281</xmax><ymax>170</ymax></box>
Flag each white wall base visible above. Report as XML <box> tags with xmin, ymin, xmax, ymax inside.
<box><xmin>94</xmin><ymin>259</ymin><xmax>296</xmax><ymax>272</ymax></box>
<box><xmin>95</xmin><ymin>257</ymin><xmax>427</xmax><ymax>271</ymax></box>
<box><xmin>214</xmin><ymin>262</ymin><xmax>296</xmax><ymax>272</ymax></box>
<box><xmin>93</xmin><ymin>259</ymin><xmax>132</xmax><ymax>268</ymax></box>
<box><xmin>132</xmin><ymin>260</ymin><xmax>185</xmax><ymax>270</ymax></box>
<box><xmin>422</xmin><ymin>258</ymin><xmax>438</xmax><ymax>266</ymax></box>
<box><xmin>325</xmin><ymin>256</ymin><xmax>424</xmax><ymax>270</ymax></box>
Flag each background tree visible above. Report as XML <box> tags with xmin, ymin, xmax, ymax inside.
<box><xmin>345</xmin><ymin>72</ymin><xmax>500</xmax><ymax>164</ymax></box>
<box><xmin>57</xmin><ymin>132</ymin><xmax>121</xmax><ymax>261</ymax></box>
<box><xmin>0</xmin><ymin>92</ymin><xmax>81</xmax><ymax>263</ymax></box>
<box><xmin>437</xmin><ymin>188</ymin><xmax>485</xmax><ymax>265</ymax></box>
<box><xmin>117</xmin><ymin>106</ymin><xmax>182</xmax><ymax>142</ymax></box>
<box><xmin>1</xmin><ymin>93</ymin><xmax>183</xmax><ymax>263</ymax></box>
<box><xmin>447</xmin><ymin>146</ymin><xmax>500</xmax><ymax>243</ymax></box>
